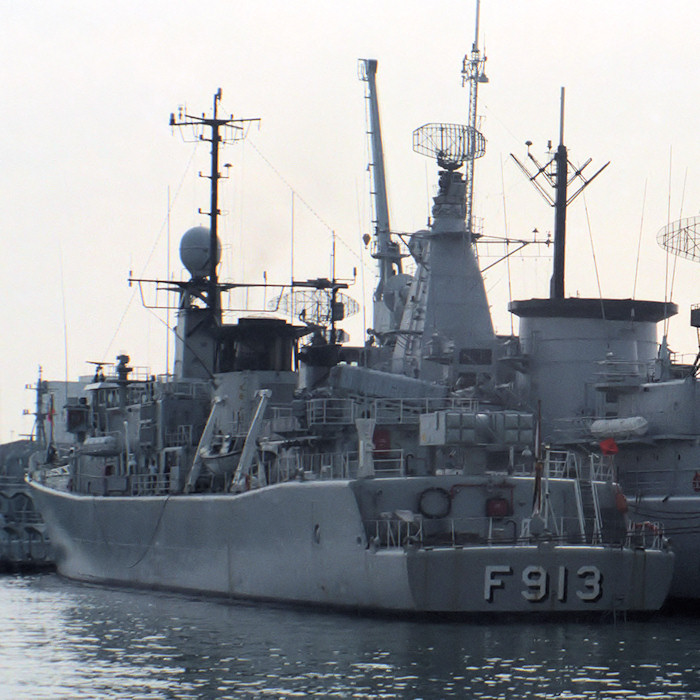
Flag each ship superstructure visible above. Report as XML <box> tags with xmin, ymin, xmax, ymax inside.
<box><xmin>506</xmin><ymin>89</ymin><xmax>700</xmax><ymax>602</ymax></box>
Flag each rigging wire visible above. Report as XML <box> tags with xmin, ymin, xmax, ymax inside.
<box><xmin>101</xmin><ymin>144</ymin><xmax>198</xmax><ymax>362</ymax></box>
<box><xmin>582</xmin><ymin>192</ymin><xmax>605</xmax><ymax>314</ymax></box>
<box><xmin>290</xmin><ymin>190</ymin><xmax>295</xmax><ymax>285</ymax></box>
<box><xmin>663</xmin><ymin>147</ymin><xmax>672</xmax><ymax>338</ymax></box>
<box><xmin>481</xmin><ymin>102</ymin><xmax>523</xmax><ymax>150</ymax></box>
<box><xmin>632</xmin><ymin>179</ymin><xmax>647</xmax><ymax>300</ymax></box>
<box><xmin>58</xmin><ymin>239</ymin><xmax>70</xmax><ymax>388</ymax></box>
<box><xmin>668</xmin><ymin>167</ymin><xmax>688</xmax><ymax>304</ymax></box>
<box><xmin>166</xmin><ymin>186</ymin><xmax>171</xmax><ymax>375</ymax></box>
<box><xmin>424</xmin><ymin>161</ymin><xmax>432</xmax><ymax>226</ymax></box>
<box><xmin>355</xmin><ymin>177</ymin><xmax>368</xmax><ymax>343</ymax></box>
<box><xmin>500</xmin><ymin>155</ymin><xmax>514</xmax><ymax>335</ymax></box>
<box><xmin>246</xmin><ymin>138</ymin><xmax>366</xmax><ymax>268</ymax></box>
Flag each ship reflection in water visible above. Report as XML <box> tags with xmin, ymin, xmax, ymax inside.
<box><xmin>1</xmin><ymin>575</ymin><xmax>698</xmax><ymax>699</ymax></box>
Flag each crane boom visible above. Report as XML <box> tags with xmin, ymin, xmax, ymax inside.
<box><xmin>359</xmin><ymin>59</ymin><xmax>404</xmax><ymax>338</ymax></box>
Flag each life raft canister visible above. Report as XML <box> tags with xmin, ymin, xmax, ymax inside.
<box><xmin>486</xmin><ymin>496</ymin><xmax>512</xmax><ymax>519</ymax></box>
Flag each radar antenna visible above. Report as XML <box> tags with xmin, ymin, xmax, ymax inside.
<box><xmin>86</xmin><ymin>360</ymin><xmax>113</xmax><ymax>381</ymax></box>
<box><xmin>269</xmin><ymin>277</ymin><xmax>352</xmax><ymax>346</ymax></box>
<box><xmin>271</xmin><ymin>286</ymin><xmax>359</xmax><ymax>328</ymax></box>
<box><xmin>412</xmin><ymin>123</ymin><xmax>486</xmax><ymax>172</ymax></box>
<box><xmin>657</xmin><ymin>216</ymin><xmax>700</xmax><ymax>262</ymax></box>
<box><xmin>659</xmin><ymin>216</ymin><xmax>700</xmax><ymax>375</ymax></box>
<box><xmin>412</xmin><ymin>0</ymin><xmax>489</xmax><ymax>239</ymax></box>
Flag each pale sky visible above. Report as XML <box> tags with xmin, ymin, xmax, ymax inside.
<box><xmin>2</xmin><ymin>0</ymin><xmax>699</xmax><ymax>441</ymax></box>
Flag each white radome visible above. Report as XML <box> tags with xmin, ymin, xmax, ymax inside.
<box><xmin>179</xmin><ymin>226</ymin><xmax>221</xmax><ymax>278</ymax></box>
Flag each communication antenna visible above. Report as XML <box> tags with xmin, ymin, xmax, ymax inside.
<box><xmin>511</xmin><ymin>88</ymin><xmax>609</xmax><ymax>299</ymax></box>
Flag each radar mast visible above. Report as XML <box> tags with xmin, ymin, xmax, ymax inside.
<box><xmin>169</xmin><ymin>90</ymin><xmax>260</xmax><ymax>319</ymax></box>
<box><xmin>461</xmin><ymin>0</ymin><xmax>489</xmax><ymax>241</ymax></box>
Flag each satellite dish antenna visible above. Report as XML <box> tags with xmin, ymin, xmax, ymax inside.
<box><xmin>657</xmin><ymin>216</ymin><xmax>700</xmax><ymax>262</ymax></box>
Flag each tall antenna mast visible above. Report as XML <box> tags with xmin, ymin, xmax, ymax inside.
<box><xmin>552</xmin><ymin>87</ymin><xmax>568</xmax><ymax>299</ymax></box>
<box><xmin>170</xmin><ymin>90</ymin><xmax>259</xmax><ymax>319</ymax></box>
<box><xmin>461</xmin><ymin>0</ymin><xmax>489</xmax><ymax>240</ymax></box>
<box><xmin>510</xmin><ymin>88</ymin><xmax>609</xmax><ymax>299</ymax></box>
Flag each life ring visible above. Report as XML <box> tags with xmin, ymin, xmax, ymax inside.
<box><xmin>418</xmin><ymin>487</ymin><xmax>451</xmax><ymax>519</ymax></box>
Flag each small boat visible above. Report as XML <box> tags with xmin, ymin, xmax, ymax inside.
<box><xmin>590</xmin><ymin>417</ymin><xmax>649</xmax><ymax>440</ymax></box>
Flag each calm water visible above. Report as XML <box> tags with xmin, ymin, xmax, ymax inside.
<box><xmin>0</xmin><ymin>574</ymin><xmax>699</xmax><ymax>699</ymax></box>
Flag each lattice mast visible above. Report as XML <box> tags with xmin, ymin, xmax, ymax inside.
<box><xmin>461</xmin><ymin>0</ymin><xmax>489</xmax><ymax>241</ymax></box>
<box><xmin>25</xmin><ymin>366</ymin><xmax>48</xmax><ymax>447</ymax></box>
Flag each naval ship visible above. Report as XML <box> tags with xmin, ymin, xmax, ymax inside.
<box><xmin>500</xmin><ymin>84</ymin><xmax>700</xmax><ymax>602</ymax></box>
<box><xmin>28</xmin><ymin>8</ymin><xmax>673</xmax><ymax>615</ymax></box>
<box><xmin>0</xmin><ymin>368</ymin><xmax>84</xmax><ymax>571</ymax></box>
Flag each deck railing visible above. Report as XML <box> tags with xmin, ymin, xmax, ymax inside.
<box><xmin>0</xmin><ymin>475</ymin><xmax>26</xmax><ymax>489</ymax></box>
<box><xmin>544</xmin><ymin>450</ymin><xmax>615</xmax><ymax>482</ymax></box>
<box><xmin>164</xmin><ymin>424</ymin><xmax>194</xmax><ymax>448</ymax></box>
<box><xmin>268</xmin><ymin>448</ymin><xmax>405</xmax><ymax>484</ymax></box>
<box><xmin>306</xmin><ymin>396</ymin><xmax>479</xmax><ymax>426</ymax></box>
<box><xmin>595</xmin><ymin>359</ymin><xmax>654</xmax><ymax>385</ymax></box>
<box><xmin>625</xmin><ymin>520</ymin><xmax>665</xmax><ymax>550</ymax></box>
<box><xmin>367</xmin><ymin>513</ymin><xmax>614</xmax><ymax>550</ymax></box>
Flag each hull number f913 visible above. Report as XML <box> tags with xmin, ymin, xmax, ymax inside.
<box><xmin>484</xmin><ymin>565</ymin><xmax>602</xmax><ymax>603</ymax></box>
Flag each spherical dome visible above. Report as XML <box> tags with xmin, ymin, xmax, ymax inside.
<box><xmin>179</xmin><ymin>226</ymin><xmax>221</xmax><ymax>279</ymax></box>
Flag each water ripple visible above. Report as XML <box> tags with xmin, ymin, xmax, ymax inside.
<box><xmin>0</xmin><ymin>574</ymin><xmax>699</xmax><ymax>699</ymax></box>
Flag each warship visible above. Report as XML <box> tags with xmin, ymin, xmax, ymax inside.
<box><xmin>28</xmin><ymin>9</ymin><xmax>674</xmax><ymax>615</ymax></box>
<box><xmin>507</xmin><ymin>151</ymin><xmax>700</xmax><ymax>602</ymax></box>
<box><xmin>0</xmin><ymin>437</ymin><xmax>51</xmax><ymax>572</ymax></box>
<box><xmin>501</xmin><ymin>84</ymin><xmax>700</xmax><ymax>603</ymax></box>
<box><xmin>0</xmin><ymin>369</ymin><xmax>84</xmax><ymax>572</ymax></box>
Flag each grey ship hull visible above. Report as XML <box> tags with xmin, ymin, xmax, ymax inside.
<box><xmin>30</xmin><ymin>478</ymin><xmax>673</xmax><ymax>614</ymax></box>
<box><xmin>628</xmin><ymin>495</ymin><xmax>700</xmax><ymax>600</ymax></box>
